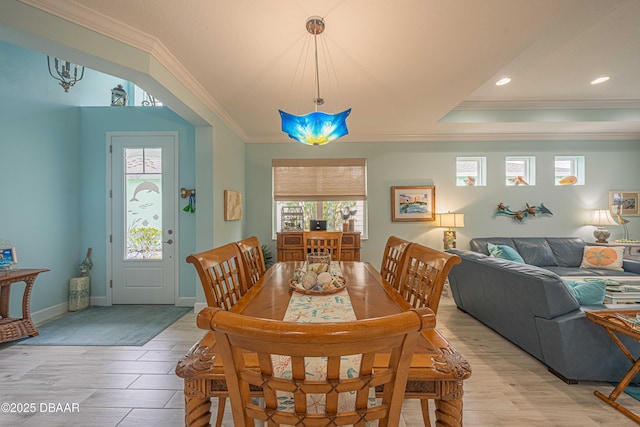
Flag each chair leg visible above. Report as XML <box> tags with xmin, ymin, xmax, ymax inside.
<box><xmin>420</xmin><ymin>398</ymin><xmax>431</xmax><ymax>426</ymax></box>
<box><xmin>215</xmin><ymin>396</ymin><xmax>226</xmax><ymax>427</ymax></box>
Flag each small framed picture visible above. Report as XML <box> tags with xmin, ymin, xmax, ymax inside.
<box><xmin>610</xmin><ymin>191</ymin><xmax>639</xmax><ymax>217</ymax></box>
<box><xmin>391</xmin><ymin>186</ymin><xmax>436</xmax><ymax>222</ymax></box>
<box><xmin>224</xmin><ymin>190</ymin><xmax>243</xmax><ymax>221</ymax></box>
<box><xmin>0</xmin><ymin>245</ymin><xmax>17</xmax><ymax>269</ymax></box>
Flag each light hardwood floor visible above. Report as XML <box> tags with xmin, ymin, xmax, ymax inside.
<box><xmin>1</xmin><ymin>295</ymin><xmax>639</xmax><ymax>426</ymax></box>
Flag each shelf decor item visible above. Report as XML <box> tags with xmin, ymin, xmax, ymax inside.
<box><xmin>0</xmin><ymin>241</ymin><xmax>18</xmax><ymax>271</ymax></box>
<box><xmin>281</xmin><ymin>206</ymin><xmax>304</xmax><ymax>231</ymax></box>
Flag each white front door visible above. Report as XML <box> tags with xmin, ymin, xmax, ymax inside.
<box><xmin>109</xmin><ymin>132</ymin><xmax>178</xmax><ymax>304</ymax></box>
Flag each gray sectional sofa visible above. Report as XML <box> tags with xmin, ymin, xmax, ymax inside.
<box><xmin>447</xmin><ymin>237</ymin><xmax>640</xmax><ymax>383</ymax></box>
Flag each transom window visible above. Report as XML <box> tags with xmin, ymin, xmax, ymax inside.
<box><xmin>456</xmin><ymin>156</ymin><xmax>486</xmax><ymax>186</ymax></box>
<box><xmin>554</xmin><ymin>155</ymin><xmax>585</xmax><ymax>185</ymax></box>
<box><xmin>505</xmin><ymin>156</ymin><xmax>536</xmax><ymax>186</ymax></box>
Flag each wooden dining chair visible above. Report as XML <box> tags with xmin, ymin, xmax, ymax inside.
<box><xmin>380</xmin><ymin>235</ymin><xmax>412</xmax><ymax>290</ymax></box>
<box><xmin>185</xmin><ymin>242</ymin><xmax>250</xmax><ymax>427</ymax></box>
<box><xmin>235</xmin><ymin>236</ymin><xmax>267</xmax><ymax>287</ymax></box>
<box><xmin>303</xmin><ymin>231</ymin><xmax>343</xmax><ymax>261</ymax></box>
<box><xmin>197</xmin><ymin>306</ymin><xmax>436</xmax><ymax>427</ymax></box>
<box><xmin>394</xmin><ymin>242</ymin><xmax>461</xmax><ymax>426</ymax></box>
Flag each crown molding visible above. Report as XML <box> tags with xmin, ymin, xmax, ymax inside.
<box><xmin>246</xmin><ymin>131</ymin><xmax>640</xmax><ymax>143</ymax></box>
<box><xmin>455</xmin><ymin>99</ymin><xmax>640</xmax><ymax>111</ymax></box>
<box><xmin>20</xmin><ymin>0</ymin><xmax>248</xmax><ymax>140</ymax></box>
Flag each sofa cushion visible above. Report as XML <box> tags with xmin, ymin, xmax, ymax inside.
<box><xmin>513</xmin><ymin>238</ymin><xmax>558</xmax><ymax>267</ymax></box>
<box><xmin>562</xmin><ymin>279</ymin><xmax>606</xmax><ymax>304</ymax></box>
<box><xmin>580</xmin><ymin>246</ymin><xmax>624</xmax><ymax>271</ymax></box>
<box><xmin>546</xmin><ymin>238</ymin><xmax>586</xmax><ymax>267</ymax></box>
<box><xmin>470</xmin><ymin>238</ymin><xmax>516</xmax><ymax>255</ymax></box>
<box><xmin>487</xmin><ymin>243</ymin><xmax>525</xmax><ymax>263</ymax></box>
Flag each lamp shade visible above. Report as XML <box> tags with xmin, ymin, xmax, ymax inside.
<box><xmin>588</xmin><ymin>209</ymin><xmax>617</xmax><ymax>226</ymax></box>
<box><xmin>436</xmin><ymin>213</ymin><xmax>465</xmax><ymax>228</ymax></box>
<box><xmin>279</xmin><ymin>109</ymin><xmax>351</xmax><ymax>146</ymax></box>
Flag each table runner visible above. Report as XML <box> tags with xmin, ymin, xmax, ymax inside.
<box><xmin>271</xmin><ymin>263</ymin><xmax>378</xmax><ymax>425</ymax></box>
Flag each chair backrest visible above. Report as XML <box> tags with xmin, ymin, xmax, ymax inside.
<box><xmin>380</xmin><ymin>236</ymin><xmax>412</xmax><ymax>290</ymax></box>
<box><xmin>303</xmin><ymin>231</ymin><xmax>343</xmax><ymax>261</ymax></box>
<box><xmin>396</xmin><ymin>243</ymin><xmax>461</xmax><ymax>314</ymax></box>
<box><xmin>186</xmin><ymin>243</ymin><xmax>249</xmax><ymax>310</ymax></box>
<box><xmin>198</xmin><ymin>306</ymin><xmax>435</xmax><ymax>427</ymax></box>
<box><xmin>236</xmin><ymin>236</ymin><xmax>267</xmax><ymax>287</ymax></box>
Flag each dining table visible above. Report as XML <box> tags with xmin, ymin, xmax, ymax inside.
<box><xmin>176</xmin><ymin>261</ymin><xmax>471</xmax><ymax>426</ymax></box>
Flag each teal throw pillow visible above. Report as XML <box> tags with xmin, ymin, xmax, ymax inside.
<box><xmin>487</xmin><ymin>243</ymin><xmax>525</xmax><ymax>263</ymax></box>
<box><xmin>563</xmin><ymin>279</ymin><xmax>606</xmax><ymax>305</ymax></box>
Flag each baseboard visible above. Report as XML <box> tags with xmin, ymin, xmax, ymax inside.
<box><xmin>91</xmin><ymin>296</ymin><xmax>108</xmax><ymax>306</ymax></box>
<box><xmin>31</xmin><ymin>302</ymin><xmax>68</xmax><ymax>325</ymax></box>
<box><xmin>177</xmin><ymin>297</ymin><xmax>196</xmax><ymax>308</ymax></box>
<box><xmin>193</xmin><ymin>302</ymin><xmax>207</xmax><ymax>314</ymax></box>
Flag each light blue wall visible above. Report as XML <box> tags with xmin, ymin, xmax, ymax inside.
<box><xmin>246</xmin><ymin>140</ymin><xmax>640</xmax><ymax>268</ymax></box>
<box><xmin>0</xmin><ymin>40</ymin><xmax>198</xmax><ymax>316</ymax></box>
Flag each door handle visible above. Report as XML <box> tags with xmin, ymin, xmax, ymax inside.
<box><xmin>163</xmin><ymin>239</ymin><xmax>174</xmax><ymax>244</ymax></box>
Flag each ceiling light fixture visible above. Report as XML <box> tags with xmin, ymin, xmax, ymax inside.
<box><xmin>279</xmin><ymin>16</ymin><xmax>351</xmax><ymax>146</ymax></box>
<box><xmin>47</xmin><ymin>56</ymin><xmax>84</xmax><ymax>92</ymax></box>
<box><xmin>590</xmin><ymin>76</ymin><xmax>610</xmax><ymax>85</ymax></box>
<box><xmin>495</xmin><ymin>77</ymin><xmax>511</xmax><ymax>86</ymax></box>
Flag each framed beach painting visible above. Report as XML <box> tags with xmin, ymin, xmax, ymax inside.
<box><xmin>610</xmin><ymin>191</ymin><xmax>640</xmax><ymax>216</ymax></box>
<box><xmin>391</xmin><ymin>186</ymin><xmax>436</xmax><ymax>222</ymax></box>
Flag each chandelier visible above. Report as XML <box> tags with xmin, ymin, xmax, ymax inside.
<box><xmin>279</xmin><ymin>16</ymin><xmax>351</xmax><ymax>146</ymax></box>
<box><xmin>47</xmin><ymin>56</ymin><xmax>85</xmax><ymax>92</ymax></box>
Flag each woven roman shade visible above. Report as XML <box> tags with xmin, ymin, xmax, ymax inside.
<box><xmin>273</xmin><ymin>158</ymin><xmax>367</xmax><ymax>201</ymax></box>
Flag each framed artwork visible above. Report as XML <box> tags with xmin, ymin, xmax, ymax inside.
<box><xmin>224</xmin><ymin>190</ymin><xmax>243</xmax><ymax>221</ymax></box>
<box><xmin>0</xmin><ymin>244</ymin><xmax>17</xmax><ymax>269</ymax></box>
<box><xmin>391</xmin><ymin>186</ymin><xmax>436</xmax><ymax>222</ymax></box>
<box><xmin>610</xmin><ymin>191</ymin><xmax>640</xmax><ymax>216</ymax></box>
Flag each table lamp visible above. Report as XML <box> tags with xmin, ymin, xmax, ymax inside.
<box><xmin>436</xmin><ymin>212</ymin><xmax>465</xmax><ymax>250</ymax></box>
<box><xmin>588</xmin><ymin>209</ymin><xmax>618</xmax><ymax>243</ymax></box>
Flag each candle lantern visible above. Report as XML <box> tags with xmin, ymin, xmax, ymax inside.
<box><xmin>111</xmin><ymin>84</ymin><xmax>128</xmax><ymax>106</ymax></box>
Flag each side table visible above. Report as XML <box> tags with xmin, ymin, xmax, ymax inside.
<box><xmin>585</xmin><ymin>309</ymin><xmax>640</xmax><ymax>423</ymax></box>
<box><xmin>0</xmin><ymin>269</ymin><xmax>49</xmax><ymax>343</ymax></box>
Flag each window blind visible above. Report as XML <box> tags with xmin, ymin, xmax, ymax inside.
<box><xmin>273</xmin><ymin>158</ymin><xmax>367</xmax><ymax>201</ymax></box>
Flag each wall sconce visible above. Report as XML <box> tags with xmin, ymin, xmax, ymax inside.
<box><xmin>435</xmin><ymin>212</ymin><xmax>465</xmax><ymax>250</ymax></box>
<box><xmin>588</xmin><ymin>209</ymin><xmax>618</xmax><ymax>243</ymax></box>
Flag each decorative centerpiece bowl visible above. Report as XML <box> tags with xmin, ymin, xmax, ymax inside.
<box><xmin>290</xmin><ymin>252</ymin><xmax>346</xmax><ymax>295</ymax></box>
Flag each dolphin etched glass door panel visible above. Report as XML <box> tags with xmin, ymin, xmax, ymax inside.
<box><xmin>125</xmin><ymin>148</ymin><xmax>163</xmax><ymax>260</ymax></box>
<box><xmin>110</xmin><ymin>132</ymin><xmax>176</xmax><ymax>304</ymax></box>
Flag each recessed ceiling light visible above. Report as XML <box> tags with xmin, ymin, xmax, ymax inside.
<box><xmin>590</xmin><ymin>76</ymin><xmax>610</xmax><ymax>85</ymax></box>
<box><xmin>495</xmin><ymin>77</ymin><xmax>511</xmax><ymax>86</ymax></box>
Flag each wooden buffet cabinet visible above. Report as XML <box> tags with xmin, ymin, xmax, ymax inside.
<box><xmin>276</xmin><ymin>231</ymin><xmax>361</xmax><ymax>262</ymax></box>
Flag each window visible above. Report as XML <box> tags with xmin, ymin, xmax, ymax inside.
<box><xmin>272</xmin><ymin>159</ymin><xmax>367</xmax><ymax>237</ymax></box>
<box><xmin>505</xmin><ymin>156</ymin><xmax>535</xmax><ymax>186</ymax></box>
<box><xmin>555</xmin><ymin>155</ymin><xmax>585</xmax><ymax>185</ymax></box>
<box><xmin>456</xmin><ymin>156</ymin><xmax>486</xmax><ymax>186</ymax></box>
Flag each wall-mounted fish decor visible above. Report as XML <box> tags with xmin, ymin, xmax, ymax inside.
<box><xmin>495</xmin><ymin>202</ymin><xmax>553</xmax><ymax>222</ymax></box>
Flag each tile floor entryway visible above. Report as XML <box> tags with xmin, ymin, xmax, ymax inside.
<box><xmin>1</xmin><ymin>295</ymin><xmax>639</xmax><ymax>426</ymax></box>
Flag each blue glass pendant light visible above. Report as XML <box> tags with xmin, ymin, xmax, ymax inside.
<box><xmin>280</xmin><ymin>16</ymin><xmax>351</xmax><ymax>146</ymax></box>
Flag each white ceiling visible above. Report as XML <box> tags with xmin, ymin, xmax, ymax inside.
<box><xmin>20</xmin><ymin>0</ymin><xmax>640</xmax><ymax>142</ymax></box>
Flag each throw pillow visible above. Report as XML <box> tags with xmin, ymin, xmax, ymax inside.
<box><xmin>487</xmin><ymin>243</ymin><xmax>525</xmax><ymax>263</ymax></box>
<box><xmin>563</xmin><ymin>279</ymin><xmax>606</xmax><ymax>305</ymax></box>
<box><xmin>579</xmin><ymin>246</ymin><xmax>624</xmax><ymax>271</ymax></box>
